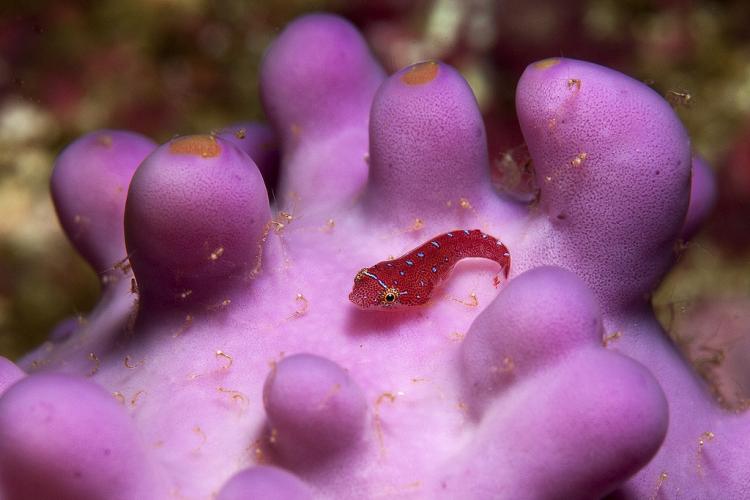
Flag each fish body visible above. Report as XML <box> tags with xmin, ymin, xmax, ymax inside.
<box><xmin>349</xmin><ymin>230</ymin><xmax>510</xmax><ymax>309</ymax></box>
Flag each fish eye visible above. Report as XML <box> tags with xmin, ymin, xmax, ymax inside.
<box><xmin>381</xmin><ymin>287</ymin><xmax>400</xmax><ymax>305</ymax></box>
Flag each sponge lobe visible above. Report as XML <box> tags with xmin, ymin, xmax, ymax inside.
<box><xmin>0</xmin><ymin>373</ymin><xmax>166</xmax><ymax>499</ymax></box>
<box><xmin>263</xmin><ymin>354</ymin><xmax>367</xmax><ymax>463</ymax></box>
<box><xmin>50</xmin><ymin>130</ymin><xmax>156</xmax><ymax>275</ymax></box>
<box><xmin>124</xmin><ymin>135</ymin><xmax>270</xmax><ymax>306</ymax></box>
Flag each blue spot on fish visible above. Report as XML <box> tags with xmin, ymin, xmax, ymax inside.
<box><xmin>417</xmin><ymin>252</ymin><xmax>425</xmax><ymax>258</ymax></box>
<box><xmin>431</xmin><ymin>266</ymin><xmax>437</xmax><ymax>273</ymax></box>
<box><xmin>431</xmin><ymin>241</ymin><xmax>440</xmax><ymax>248</ymax></box>
<box><xmin>399</xmin><ymin>271</ymin><xmax>405</xmax><ymax>276</ymax></box>
<box><xmin>406</xmin><ymin>260</ymin><xmax>414</xmax><ymax>266</ymax></box>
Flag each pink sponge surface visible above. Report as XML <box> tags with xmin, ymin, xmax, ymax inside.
<box><xmin>5</xmin><ymin>13</ymin><xmax>742</xmax><ymax>500</ymax></box>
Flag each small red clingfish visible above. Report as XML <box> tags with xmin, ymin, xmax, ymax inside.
<box><xmin>349</xmin><ymin>229</ymin><xmax>511</xmax><ymax>310</ymax></box>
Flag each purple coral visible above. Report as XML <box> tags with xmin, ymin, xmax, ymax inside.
<box><xmin>2</xmin><ymin>12</ymin><xmax>744</xmax><ymax>500</ymax></box>
<box><xmin>50</xmin><ymin>130</ymin><xmax>157</xmax><ymax>278</ymax></box>
<box><xmin>681</xmin><ymin>155</ymin><xmax>716</xmax><ymax>241</ymax></box>
<box><xmin>263</xmin><ymin>354</ymin><xmax>367</xmax><ymax>462</ymax></box>
<box><xmin>0</xmin><ymin>373</ymin><xmax>168</xmax><ymax>499</ymax></box>
<box><xmin>218</xmin><ymin>465</ymin><xmax>312</xmax><ymax>500</ymax></box>
<box><xmin>125</xmin><ymin>134</ymin><xmax>269</xmax><ymax>309</ymax></box>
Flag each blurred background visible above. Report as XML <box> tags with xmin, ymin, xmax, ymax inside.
<box><xmin>1</xmin><ymin>0</ymin><xmax>749</xmax><ymax>403</ymax></box>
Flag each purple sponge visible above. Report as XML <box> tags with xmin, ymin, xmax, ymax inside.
<box><xmin>263</xmin><ymin>354</ymin><xmax>367</xmax><ymax>463</ymax></box>
<box><xmin>217</xmin><ymin>465</ymin><xmax>312</xmax><ymax>500</ymax></box>
<box><xmin>50</xmin><ymin>130</ymin><xmax>156</xmax><ymax>278</ymax></box>
<box><xmin>0</xmin><ymin>373</ymin><xmax>167</xmax><ymax>499</ymax></box>
<box><xmin>125</xmin><ymin>135</ymin><xmax>269</xmax><ymax>309</ymax></box>
<box><xmin>7</xmin><ymin>14</ymin><xmax>744</xmax><ymax>500</ymax></box>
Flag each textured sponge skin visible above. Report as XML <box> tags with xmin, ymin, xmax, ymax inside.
<box><xmin>6</xmin><ymin>14</ymin><xmax>740</xmax><ymax>500</ymax></box>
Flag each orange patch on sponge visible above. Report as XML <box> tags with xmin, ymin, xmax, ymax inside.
<box><xmin>169</xmin><ymin>135</ymin><xmax>221</xmax><ymax>158</ymax></box>
<box><xmin>533</xmin><ymin>58</ymin><xmax>561</xmax><ymax>70</ymax></box>
<box><xmin>401</xmin><ymin>61</ymin><xmax>439</xmax><ymax>85</ymax></box>
<box><xmin>95</xmin><ymin>134</ymin><xmax>113</xmax><ymax>148</ymax></box>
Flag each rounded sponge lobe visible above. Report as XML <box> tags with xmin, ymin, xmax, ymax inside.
<box><xmin>259</xmin><ymin>14</ymin><xmax>384</xmax><ymax>209</ymax></box>
<box><xmin>263</xmin><ymin>354</ymin><xmax>367</xmax><ymax>462</ymax></box>
<box><xmin>516</xmin><ymin>58</ymin><xmax>691</xmax><ymax>311</ymax></box>
<box><xmin>365</xmin><ymin>61</ymin><xmax>492</xmax><ymax>225</ymax></box>
<box><xmin>217</xmin><ymin>122</ymin><xmax>279</xmax><ymax>190</ymax></box>
<box><xmin>50</xmin><ymin>130</ymin><xmax>156</xmax><ymax>275</ymax></box>
<box><xmin>461</xmin><ymin>266</ymin><xmax>602</xmax><ymax>410</ymax></box>
<box><xmin>0</xmin><ymin>373</ymin><xmax>166</xmax><ymax>499</ymax></box>
<box><xmin>445</xmin><ymin>269</ymin><xmax>667</xmax><ymax>498</ymax></box>
<box><xmin>0</xmin><ymin>356</ymin><xmax>24</xmax><ymax>395</ymax></box>
<box><xmin>217</xmin><ymin>466</ymin><xmax>312</xmax><ymax>500</ymax></box>
<box><xmin>681</xmin><ymin>155</ymin><xmax>717</xmax><ymax>240</ymax></box>
<box><xmin>124</xmin><ymin>135</ymin><xmax>270</xmax><ymax>306</ymax></box>
<box><xmin>442</xmin><ymin>350</ymin><xmax>669</xmax><ymax>499</ymax></box>
<box><xmin>260</xmin><ymin>13</ymin><xmax>384</xmax><ymax>141</ymax></box>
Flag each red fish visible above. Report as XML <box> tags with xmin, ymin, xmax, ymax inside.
<box><xmin>349</xmin><ymin>230</ymin><xmax>510</xmax><ymax>310</ymax></box>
